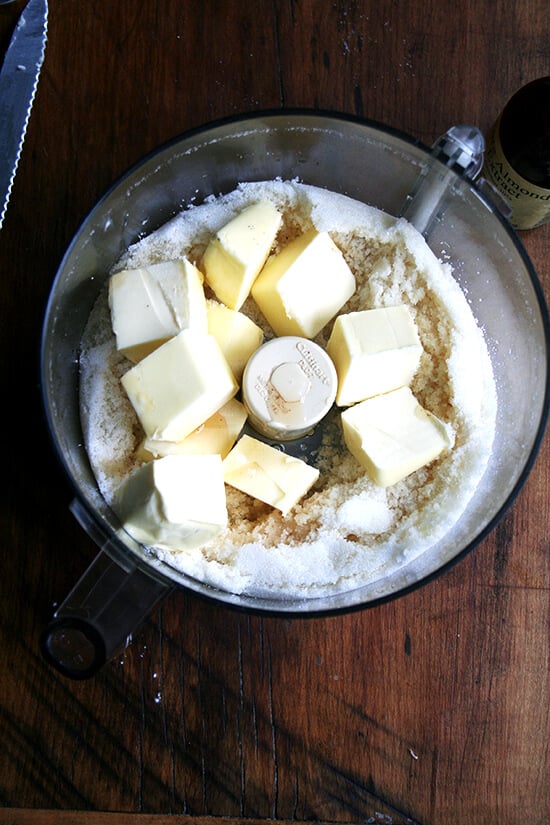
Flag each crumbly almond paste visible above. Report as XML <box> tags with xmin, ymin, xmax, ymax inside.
<box><xmin>80</xmin><ymin>180</ymin><xmax>497</xmax><ymax>598</ymax></box>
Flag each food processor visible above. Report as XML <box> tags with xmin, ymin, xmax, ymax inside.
<box><xmin>39</xmin><ymin>112</ymin><xmax>549</xmax><ymax>678</ymax></box>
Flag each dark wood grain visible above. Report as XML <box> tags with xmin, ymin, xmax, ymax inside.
<box><xmin>0</xmin><ymin>1</ymin><xmax>548</xmax><ymax>824</ymax></box>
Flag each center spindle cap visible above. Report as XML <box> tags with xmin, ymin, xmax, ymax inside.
<box><xmin>242</xmin><ymin>336</ymin><xmax>337</xmax><ymax>441</ymax></box>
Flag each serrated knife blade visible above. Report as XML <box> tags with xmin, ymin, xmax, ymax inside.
<box><xmin>0</xmin><ymin>0</ymin><xmax>48</xmax><ymax>230</ymax></box>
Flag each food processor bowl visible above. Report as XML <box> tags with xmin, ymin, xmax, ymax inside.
<box><xmin>39</xmin><ymin>111</ymin><xmax>549</xmax><ymax>678</ymax></box>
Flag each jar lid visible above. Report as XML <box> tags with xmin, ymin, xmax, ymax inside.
<box><xmin>242</xmin><ymin>336</ymin><xmax>337</xmax><ymax>441</ymax></box>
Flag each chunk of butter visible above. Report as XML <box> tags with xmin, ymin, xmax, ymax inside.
<box><xmin>223</xmin><ymin>434</ymin><xmax>320</xmax><ymax>515</ymax></box>
<box><xmin>202</xmin><ymin>202</ymin><xmax>282</xmax><ymax>310</ymax></box>
<box><xmin>327</xmin><ymin>305</ymin><xmax>423</xmax><ymax>405</ymax></box>
<box><xmin>251</xmin><ymin>229</ymin><xmax>356</xmax><ymax>338</ymax></box>
<box><xmin>108</xmin><ymin>258</ymin><xmax>207</xmax><ymax>362</ymax></box>
<box><xmin>206</xmin><ymin>300</ymin><xmax>264</xmax><ymax>381</ymax></box>
<box><xmin>114</xmin><ymin>454</ymin><xmax>227</xmax><ymax>550</ymax></box>
<box><xmin>121</xmin><ymin>329</ymin><xmax>238</xmax><ymax>442</ymax></box>
<box><xmin>138</xmin><ymin>398</ymin><xmax>248</xmax><ymax>460</ymax></box>
<box><xmin>341</xmin><ymin>386</ymin><xmax>453</xmax><ymax>487</ymax></box>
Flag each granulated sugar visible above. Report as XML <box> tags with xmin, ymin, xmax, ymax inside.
<box><xmin>79</xmin><ymin>180</ymin><xmax>497</xmax><ymax>598</ymax></box>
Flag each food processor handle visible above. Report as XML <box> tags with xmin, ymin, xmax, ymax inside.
<box><xmin>40</xmin><ymin>499</ymin><xmax>174</xmax><ymax>680</ymax></box>
<box><xmin>400</xmin><ymin>124</ymin><xmax>490</xmax><ymax>235</ymax></box>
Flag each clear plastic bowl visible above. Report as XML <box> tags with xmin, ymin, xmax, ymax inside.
<box><xmin>40</xmin><ymin>112</ymin><xmax>549</xmax><ymax>678</ymax></box>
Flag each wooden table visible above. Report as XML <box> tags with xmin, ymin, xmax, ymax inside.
<box><xmin>1</xmin><ymin>1</ymin><xmax>548</xmax><ymax>823</ymax></box>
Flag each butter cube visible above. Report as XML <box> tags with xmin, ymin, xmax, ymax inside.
<box><xmin>114</xmin><ymin>454</ymin><xmax>227</xmax><ymax>550</ymax></box>
<box><xmin>223</xmin><ymin>434</ymin><xmax>319</xmax><ymax>515</ymax></box>
<box><xmin>139</xmin><ymin>398</ymin><xmax>248</xmax><ymax>460</ymax></box>
<box><xmin>121</xmin><ymin>329</ymin><xmax>238</xmax><ymax>442</ymax></box>
<box><xmin>341</xmin><ymin>386</ymin><xmax>453</xmax><ymax>487</ymax></box>
<box><xmin>251</xmin><ymin>229</ymin><xmax>356</xmax><ymax>338</ymax></box>
<box><xmin>327</xmin><ymin>305</ymin><xmax>423</xmax><ymax>405</ymax></box>
<box><xmin>202</xmin><ymin>202</ymin><xmax>282</xmax><ymax>310</ymax></box>
<box><xmin>108</xmin><ymin>258</ymin><xmax>207</xmax><ymax>362</ymax></box>
<box><xmin>206</xmin><ymin>300</ymin><xmax>263</xmax><ymax>381</ymax></box>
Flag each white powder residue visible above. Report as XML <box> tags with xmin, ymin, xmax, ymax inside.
<box><xmin>335</xmin><ymin>491</ymin><xmax>394</xmax><ymax>534</ymax></box>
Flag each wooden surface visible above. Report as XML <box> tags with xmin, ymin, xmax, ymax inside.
<box><xmin>0</xmin><ymin>1</ymin><xmax>548</xmax><ymax>823</ymax></box>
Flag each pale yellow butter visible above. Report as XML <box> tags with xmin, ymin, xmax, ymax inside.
<box><xmin>206</xmin><ymin>300</ymin><xmax>264</xmax><ymax>381</ymax></box>
<box><xmin>138</xmin><ymin>398</ymin><xmax>248</xmax><ymax>460</ymax></box>
<box><xmin>121</xmin><ymin>329</ymin><xmax>238</xmax><ymax>442</ymax></box>
<box><xmin>341</xmin><ymin>386</ymin><xmax>453</xmax><ymax>487</ymax></box>
<box><xmin>327</xmin><ymin>305</ymin><xmax>423</xmax><ymax>405</ymax></box>
<box><xmin>202</xmin><ymin>202</ymin><xmax>282</xmax><ymax>310</ymax></box>
<box><xmin>114</xmin><ymin>454</ymin><xmax>227</xmax><ymax>550</ymax></box>
<box><xmin>108</xmin><ymin>259</ymin><xmax>207</xmax><ymax>362</ymax></box>
<box><xmin>251</xmin><ymin>229</ymin><xmax>356</xmax><ymax>338</ymax></box>
<box><xmin>223</xmin><ymin>434</ymin><xmax>319</xmax><ymax>515</ymax></box>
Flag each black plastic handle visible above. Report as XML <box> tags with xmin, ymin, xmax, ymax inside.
<box><xmin>41</xmin><ymin>500</ymin><xmax>174</xmax><ymax>679</ymax></box>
